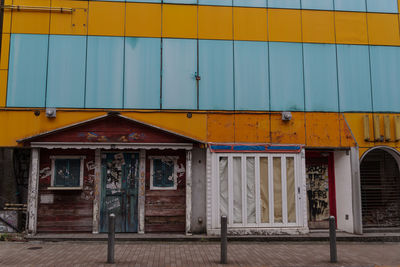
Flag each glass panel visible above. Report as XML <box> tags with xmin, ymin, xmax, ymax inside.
<box><xmin>260</xmin><ymin>157</ymin><xmax>269</xmax><ymax>223</ymax></box>
<box><xmin>337</xmin><ymin>45</ymin><xmax>372</xmax><ymax>112</ymax></box>
<box><xmin>334</xmin><ymin>0</ymin><xmax>366</xmax><ymax>12</ymax></box>
<box><xmin>233</xmin><ymin>157</ymin><xmax>242</xmax><ymax>223</ymax></box>
<box><xmin>286</xmin><ymin>157</ymin><xmax>296</xmax><ymax>223</ymax></box>
<box><xmin>303</xmin><ymin>43</ymin><xmax>338</xmax><ymax>112</ymax></box>
<box><xmin>234</xmin><ymin>41</ymin><xmax>269</xmax><ymax>110</ymax></box>
<box><xmin>246</xmin><ymin>157</ymin><xmax>256</xmax><ymax>224</ymax></box>
<box><xmin>273</xmin><ymin>157</ymin><xmax>282</xmax><ymax>223</ymax></box>
<box><xmin>47</xmin><ymin>35</ymin><xmax>86</xmax><ymax>108</ymax></box>
<box><xmin>86</xmin><ymin>36</ymin><xmax>124</xmax><ymax>108</ymax></box>
<box><xmin>124</xmin><ymin>37</ymin><xmax>161</xmax><ymax>109</ymax></box>
<box><xmin>163</xmin><ymin>160</ymin><xmax>175</xmax><ymax>187</ymax></box>
<box><xmin>199</xmin><ymin>40</ymin><xmax>234</xmax><ymax>110</ymax></box>
<box><xmin>162</xmin><ymin>38</ymin><xmax>197</xmax><ymax>109</ymax></box>
<box><xmin>152</xmin><ymin>159</ymin><xmax>174</xmax><ymax>188</ymax></box>
<box><xmin>219</xmin><ymin>157</ymin><xmax>229</xmax><ymax>217</ymax></box>
<box><xmin>370</xmin><ymin>46</ymin><xmax>400</xmax><ymax>112</ymax></box>
<box><xmin>7</xmin><ymin>34</ymin><xmax>48</xmax><ymax>107</ymax></box>
<box><xmin>269</xmin><ymin>42</ymin><xmax>304</xmax><ymax>111</ymax></box>
<box><xmin>54</xmin><ymin>159</ymin><xmax>80</xmax><ymax>187</ymax></box>
<box><xmin>54</xmin><ymin>159</ymin><xmax>68</xmax><ymax>187</ymax></box>
<box><xmin>152</xmin><ymin>159</ymin><xmax>164</xmax><ymax>187</ymax></box>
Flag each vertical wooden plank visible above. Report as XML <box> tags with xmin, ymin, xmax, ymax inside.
<box><xmin>301</xmin><ymin>149</ymin><xmax>308</xmax><ymax>227</ymax></box>
<box><xmin>268</xmin><ymin>155</ymin><xmax>274</xmax><ymax>225</ymax></box>
<box><xmin>138</xmin><ymin>149</ymin><xmax>146</xmax><ymax>234</ymax></box>
<box><xmin>255</xmin><ymin>156</ymin><xmax>261</xmax><ymax>225</ymax></box>
<box><xmin>241</xmin><ymin>155</ymin><xmax>246</xmax><ymax>226</ymax></box>
<box><xmin>228</xmin><ymin>156</ymin><xmax>233</xmax><ymax>225</ymax></box>
<box><xmin>27</xmin><ymin>148</ymin><xmax>40</xmax><ymax>234</ymax></box>
<box><xmin>185</xmin><ymin>150</ymin><xmax>192</xmax><ymax>235</ymax></box>
<box><xmin>92</xmin><ymin>149</ymin><xmax>101</xmax><ymax>233</ymax></box>
<box><xmin>282</xmin><ymin>155</ymin><xmax>288</xmax><ymax>226</ymax></box>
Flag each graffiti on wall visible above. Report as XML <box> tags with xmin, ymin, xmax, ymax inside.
<box><xmin>0</xmin><ymin>211</ymin><xmax>18</xmax><ymax>233</ymax></box>
<box><xmin>306</xmin><ymin>164</ymin><xmax>330</xmax><ymax>221</ymax></box>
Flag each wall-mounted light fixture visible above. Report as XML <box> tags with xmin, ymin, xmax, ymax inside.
<box><xmin>45</xmin><ymin>108</ymin><xmax>56</xmax><ymax>118</ymax></box>
<box><xmin>281</xmin><ymin>111</ymin><xmax>292</xmax><ymax>121</ymax></box>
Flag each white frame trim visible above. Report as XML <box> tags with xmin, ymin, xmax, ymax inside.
<box><xmin>49</xmin><ymin>155</ymin><xmax>86</xmax><ymax>190</ymax></box>
<box><xmin>149</xmin><ymin>156</ymin><xmax>179</xmax><ymax>190</ymax></box>
<box><xmin>209</xmin><ymin>152</ymin><xmax>306</xmax><ymax>231</ymax></box>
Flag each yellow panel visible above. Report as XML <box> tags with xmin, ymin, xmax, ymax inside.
<box><xmin>302</xmin><ymin>10</ymin><xmax>334</xmax><ymax>44</ymax></box>
<box><xmin>50</xmin><ymin>0</ymin><xmax>88</xmax><ymax>35</ymax></box>
<box><xmin>1</xmin><ymin>34</ymin><xmax>10</xmax><ymax>70</ymax></box>
<box><xmin>359</xmin><ymin>147</ymin><xmax>369</xmax><ymax>159</ymax></box>
<box><xmin>0</xmin><ymin>70</ymin><xmax>7</xmax><ymax>107</ymax></box>
<box><xmin>339</xmin><ymin>114</ymin><xmax>356</xmax><ymax>147</ymax></box>
<box><xmin>384</xmin><ymin>115</ymin><xmax>391</xmax><ymax>141</ymax></box>
<box><xmin>198</xmin><ymin>6</ymin><xmax>233</xmax><ymax>40</ymax></box>
<box><xmin>233</xmin><ymin>7</ymin><xmax>267</xmax><ymax>41</ymax></box>
<box><xmin>88</xmin><ymin>1</ymin><xmax>125</xmax><ymax>36</ymax></box>
<box><xmin>162</xmin><ymin>4</ymin><xmax>197</xmax><ymax>39</ymax></box>
<box><xmin>335</xmin><ymin>12</ymin><xmax>368</xmax><ymax>45</ymax></box>
<box><xmin>268</xmin><ymin>9</ymin><xmax>301</xmax><ymax>43</ymax></box>
<box><xmin>126</xmin><ymin>3</ymin><xmax>161</xmax><ymax>38</ymax></box>
<box><xmin>124</xmin><ymin>112</ymin><xmax>207</xmax><ymax>142</ymax></box>
<box><xmin>367</xmin><ymin>13</ymin><xmax>400</xmax><ymax>46</ymax></box>
<box><xmin>11</xmin><ymin>0</ymin><xmax>51</xmax><ymax>34</ymax></box>
<box><xmin>207</xmin><ymin>114</ymin><xmax>235</xmax><ymax>142</ymax></box>
<box><xmin>2</xmin><ymin>0</ymin><xmax>13</xmax><ymax>33</ymax></box>
<box><xmin>305</xmin><ymin>113</ymin><xmax>340</xmax><ymax>147</ymax></box>
<box><xmin>270</xmin><ymin>112</ymin><xmax>305</xmax><ymax>145</ymax></box>
<box><xmin>344</xmin><ymin>113</ymin><xmax>374</xmax><ymax>148</ymax></box>
<box><xmin>234</xmin><ymin>114</ymin><xmax>270</xmax><ymax>143</ymax></box>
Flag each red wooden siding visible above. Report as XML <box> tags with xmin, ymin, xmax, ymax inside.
<box><xmin>31</xmin><ymin>115</ymin><xmax>191</xmax><ymax>144</ymax></box>
<box><xmin>145</xmin><ymin>150</ymin><xmax>186</xmax><ymax>233</ymax></box>
<box><xmin>37</xmin><ymin>149</ymin><xmax>95</xmax><ymax>233</ymax></box>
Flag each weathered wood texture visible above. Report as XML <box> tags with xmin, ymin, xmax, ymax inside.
<box><xmin>30</xmin><ymin>115</ymin><xmax>192</xmax><ymax>144</ymax></box>
<box><xmin>37</xmin><ymin>149</ymin><xmax>95</xmax><ymax>233</ymax></box>
<box><xmin>145</xmin><ymin>150</ymin><xmax>186</xmax><ymax>233</ymax></box>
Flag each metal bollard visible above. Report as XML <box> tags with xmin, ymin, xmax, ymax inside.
<box><xmin>329</xmin><ymin>216</ymin><xmax>337</xmax><ymax>263</ymax></box>
<box><xmin>220</xmin><ymin>216</ymin><xmax>227</xmax><ymax>264</ymax></box>
<box><xmin>107</xmin><ymin>213</ymin><xmax>116</xmax><ymax>264</ymax></box>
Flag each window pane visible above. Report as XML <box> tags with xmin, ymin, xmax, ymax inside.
<box><xmin>54</xmin><ymin>159</ymin><xmax>68</xmax><ymax>187</ymax></box>
<box><xmin>54</xmin><ymin>159</ymin><xmax>80</xmax><ymax>187</ymax></box>
<box><xmin>153</xmin><ymin>159</ymin><xmax>164</xmax><ymax>187</ymax></box>
<box><xmin>233</xmin><ymin>157</ymin><xmax>242</xmax><ymax>223</ymax></box>
<box><xmin>260</xmin><ymin>157</ymin><xmax>269</xmax><ymax>223</ymax></box>
<box><xmin>68</xmin><ymin>159</ymin><xmax>81</xmax><ymax>187</ymax></box>
<box><xmin>286</xmin><ymin>157</ymin><xmax>296</xmax><ymax>223</ymax></box>
<box><xmin>219</xmin><ymin>157</ymin><xmax>229</xmax><ymax>217</ymax></box>
<box><xmin>273</xmin><ymin>157</ymin><xmax>283</xmax><ymax>223</ymax></box>
<box><xmin>163</xmin><ymin>160</ymin><xmax>175</xmax><ymax>187</ymax></box>
<box><xmin>246</xmin><ymin>157</ymin><xmax>256</xmax><ymax>223</ymax></box>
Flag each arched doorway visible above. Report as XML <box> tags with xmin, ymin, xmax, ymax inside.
<box><xmin>360</xmin><ymin>147</ymin><xmax>400</xmax><ymax>228</ymax></box>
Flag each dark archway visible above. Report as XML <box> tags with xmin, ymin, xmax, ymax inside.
<box><xmin>360</xmin><ymin>148</ymin><xmax>400</xmax><ymax>228</ymax></box>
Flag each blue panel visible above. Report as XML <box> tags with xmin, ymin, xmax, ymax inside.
<box><xmin>126</xmin><ymin>0</ymin><xmax>162</xmax><ymax>2</ymax></box>
<box><xmin>234</xmin><ymin>0</ymin><xmax>267</xmax><ymax>7</ymax></box>
<box><xmin>334</xmin><ymin>0</ymin><xmax>366</xmax><ymax>11</ymax></box>
<box><xmin>302</xmin><ymin>0</ymin><xmax>333</xmax><ymax>10</ymax></box>
<box><xmin>233</xmin><ymin>146</ymin><xmax>266</xmax><ymax>151</ymax></box>
<box><xmin>199</xmin><ymin>40</ymin><xmax>234</xmax><ymax>110</ymax></box>
<box><xmin>86</xmin><ymin>36</ymin><xmax>124</xmax><ymax>109</ymax></box>
<box><xmin>46</xmin><ymin>35</ymin><xmax>86</xmax><ymax>108</ymax></box>
<box><xmin>164</xmin><ymin>0</ymin><xmax>196</xmax><ymax>3</ymax></box>
<box><xmin>234</xmin><ymin>41</ymin><xmax>269</xmax><ymax>110</ymax></box>
<box><xmin>269</xmin><ymin>42</ymin><xmax>304</xmax><ymax>111</ymax></box>
<box><xmin>125</xmin><ymin>38</ymin><xmax>161</xmax><ymax>109</ymax></box>
<box><xmin>370</xmin><ymin>46</ymin><xmax>400</xmax><ymax>112</ymax></box>
<box><xmin>303</xmin><ymin>43</ymin><xmax>338</xmax><ymax>112</ymax></box>
<box><xmin>7</xmin><ymin>34</ymin><xmax>48</xmax><ymax>107</ymax></box>
<box><xmin>268</xmin><ymin>0</ymin><xmax>300</xmax><ymax>9</ymax></box>
<box><xmin>337</xmin><ymin>45</ymin><xmax>372</xmax><ymax>112</ymax></box>
<box><xmin>199</xmin><ymin>0</ymin><xmax>232</xmax><ymax>6</ymax></box>
<box><xmin>366</xmin><ymin>0</ymin><xmax>398</xmax><ymax>13</ymax></box>
<box><xmin>162</xmin><ymin>39</ymin><xmax>197</xmax><ymax>109</ymax></box>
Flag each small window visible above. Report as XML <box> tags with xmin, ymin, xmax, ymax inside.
<box><xmin>150</xmin><ymin>156</ymin><xmax>178</xmax><ymax>190</ymax></box>
<box><xmin>49</xmin><ymin>156</ymin><xmax>85</xmax><ymax>190</ymax></box>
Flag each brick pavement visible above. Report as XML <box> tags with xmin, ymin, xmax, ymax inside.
<box><xmin>0</xmin><ymin>241</ymin><xmax>399</xmax><ymax>267</ymax></box>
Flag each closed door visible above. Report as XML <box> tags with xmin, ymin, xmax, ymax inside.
<box><xmin>100</xmin><ymin>152</ymin><xmax>139</xmax><ymax>232</ymax></box>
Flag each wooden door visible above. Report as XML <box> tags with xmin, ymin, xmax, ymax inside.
<box><xmin>100</xmin><ymin>152</ymin><xmax>139</xmax><ymax>232</ymax></box>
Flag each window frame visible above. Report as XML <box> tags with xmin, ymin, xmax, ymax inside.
<box><xmin>149</xmin><ymin>156</ymin><xmax>178</xmax><ymax>190</ymax></box>
<box><xmin>48</xmin><ymin>155</ymin><xmax>86</xmax><ymax>190</ymax></box>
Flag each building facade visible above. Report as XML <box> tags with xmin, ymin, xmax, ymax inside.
<box><xmin>1</xmin><ymin>0</ymin><xmax>400</xmax><ymax>235</ymax></box>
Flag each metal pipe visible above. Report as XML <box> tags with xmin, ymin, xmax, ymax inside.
<box><xmin>220</xmin><ymin>215</ymin><xmax>227</xmax><ymax>264</ymax></box>
<box><xmin>107</xmin><ymin>213</ymin><xmax>115</xmax><ymax>264</ymax></box>
<box><xmin>0</xmin><ymin>5</ymin><xmax>73</xmax><ymax>13</ymax></box>
<box><xmin>329</xmin><ymin>216</ymin><xmax>337</xmax><ymax>263</ymax></box>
